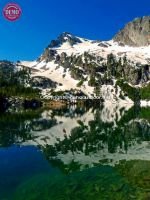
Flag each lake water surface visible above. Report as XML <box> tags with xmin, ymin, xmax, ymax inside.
<box><xmin>0</xmin><ymin>104</ymin><xmax>150</xmax><ymax>200</ymax></box>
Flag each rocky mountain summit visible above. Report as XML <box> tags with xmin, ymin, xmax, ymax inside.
<box><xmin>114</xmin><ymin>16</ymin><xmax>150</xmax><ymax>47</ymax></box>
<box><xmin>48</xmin><ymin>32</ymin><xmax>82</xmax><ymax>48</ymax></box>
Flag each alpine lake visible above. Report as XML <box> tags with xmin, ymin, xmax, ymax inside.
<box><xmin>0</xmin><ymin>102</ymin><xmax>150</xmax><ymax>200</ymax></box>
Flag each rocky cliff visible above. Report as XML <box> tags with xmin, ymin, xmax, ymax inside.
<box><xmin>114</xmin><ymin>16</ymin><xmax>150</xmax><ymax>47</ymax></box>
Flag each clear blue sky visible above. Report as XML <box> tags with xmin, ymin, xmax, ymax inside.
<box><xmin>0</xmin><ymin>0</ymin><xmax>149</xmax><ymax>61</ymax></box>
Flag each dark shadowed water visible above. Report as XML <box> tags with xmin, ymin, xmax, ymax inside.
<box><xmin>0</xmin><ymin>104</ymin><xmax>150</xmax><ymax>200</ymax></box>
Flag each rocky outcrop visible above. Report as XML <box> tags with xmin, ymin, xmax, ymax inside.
<box><xmin>123</xmin><ymin>64</ymin><xmax>150</xmax><ymax>85</ymax></box>
<box><xmin>30</xmin><ymin>76</ymin><xmax>58</xmax><ymax>89</ymax></box>
<box><xmin>39</xmin><ymin>49</ymin><xmax>57</xmax><ymax>62</ymax></box>
<box><xmin>114</xmin><ymin>16</ymin><xmax>150</xmax><ymax>46</ymax></box>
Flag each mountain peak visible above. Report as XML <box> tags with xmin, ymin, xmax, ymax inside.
<box><xmin>48</xmin><ymin>32</ymin><xmax>82</xmax><ymax>48</ymax></box>
<box><xmin>113</xmin><ymin>16</ymin><xmax>150</xmax><ymax>47</ymax></box>
<box><xmin>59</xmin><ymin>32</ymin><xmax>74</xmax><ymax>38</ymax></box>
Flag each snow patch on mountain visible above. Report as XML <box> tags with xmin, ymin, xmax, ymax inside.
<box><xmin>50</xmin><ymin>38</ymin><xmax>150</xmax><ymax>65</ymax></box>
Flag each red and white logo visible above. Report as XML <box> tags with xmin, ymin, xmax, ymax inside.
<box><xmin>3</xmin><ymin>3</ymin><xmax>22</xmax><ymax>21</ymax></box>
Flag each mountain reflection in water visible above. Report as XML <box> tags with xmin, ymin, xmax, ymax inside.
<box><xmin>0</xmin><ymin>104</ymin><xmax>149</xmax><ymax>200</ymax></box>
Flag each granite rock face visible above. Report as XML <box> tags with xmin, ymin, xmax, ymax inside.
<box><xmin>114</xmin><ymin>16</ymin><xmax>150</xmax><ymax>47</ymax></box>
